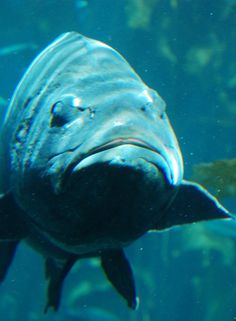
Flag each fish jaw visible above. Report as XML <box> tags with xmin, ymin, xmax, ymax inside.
<box><xmin>44</xmin><ymin>146</ymin><xmax>175</xmax><ymax>253</ymax></box>
<box><xmin>35</xmin><ymin>140</ymin><xmax>179</xmax><ymax>254</ymax></box>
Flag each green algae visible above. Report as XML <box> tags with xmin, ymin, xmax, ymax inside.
<box><xmin>192</xmin><ymin>159</ymin><xmax>236</xmax><ymax>198</ymax></box>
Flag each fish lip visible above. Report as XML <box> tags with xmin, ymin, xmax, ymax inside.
<box><xmin>71</xmin><ymin>137</ymin><xmax>173</xmax><ymax>182</ymax></box>
<box><xmin>87</xmin><ymin>138</ymin><xmax>159</xmax><ymax>156</ymax></box>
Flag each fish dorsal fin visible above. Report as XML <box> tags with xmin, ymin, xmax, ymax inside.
<box><xmin>101</xmin><ymin>249</ymin><xmax>138</xmax><ymax>310</ymax></box>
<box><xmin>0</xmin><ymin>193</ymin><xmax>28</xmax><ymax>240</ymax></box>
<box><xmin>157</xmin><ymin>180</ymin><xmax>233</xmax><ymax>230</ymax></box>
<box><xmin>44</xmin><ymin>256</ymin><xmax>77</xmax><ymax>312</ymax></box>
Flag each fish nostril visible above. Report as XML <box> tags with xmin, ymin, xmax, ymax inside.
<box><xmin>140</xmin><ymin>105</ymin><xmax>147</xmax><ymax>112</ymax></box>
<box><xmin>88</xmin><ymin>107</ymin><xmax>95</xmax><ymax>119</ymax></box>
<box><xmin>140</xmin><ymin>102</ymin><xmax>153</xmax><ymax>114</ymax></box>
<box><xmin>159</xmin><ymin>112</ymin><xmax>165</xmax><ymax>120</ymax></box>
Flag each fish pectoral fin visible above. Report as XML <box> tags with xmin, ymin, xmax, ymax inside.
<box><xmin>44</xmin><ymin>256</ymin><xmax>77</xmax><ymax>313</ymax></box>
<box><xmin>0</xmin><ymin>193</ymin><xmax>28</xmax><ymax>240</ymax></box>
<box><xmin>0</xmin><ymin>241</ymin><xmax>19</xmax><ymax>282</ymax></box>
<box><xmin>157</xmin><ymin>179</ymin><xmax>233</xmax><ymax>230</ymax></box>
<box><xmin>101</xmin><ymin>249</ymin><xmax>138</xmax><ymax>310</ymax></box>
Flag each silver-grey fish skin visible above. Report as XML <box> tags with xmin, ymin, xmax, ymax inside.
<box><xmin>1</xmin><ymin>32</ymin><xmax>183</xmax><ymax>256</ymax></box>
<box><xmin>0</xmin><ymin>32</ymin><xmax>232</xmax><ymax>311</ymax></box>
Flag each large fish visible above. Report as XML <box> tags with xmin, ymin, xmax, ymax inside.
<box><xmin>0</xmin><ymin>32</ymin><xmax>233</xmax><ymax>311</ymax></box>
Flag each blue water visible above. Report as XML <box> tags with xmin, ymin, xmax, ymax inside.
<box><xmin>0</xmin><ymin>1</ymin><xmax>236</xmax><ymax>320</ymax></box>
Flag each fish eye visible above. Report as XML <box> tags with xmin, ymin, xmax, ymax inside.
<box><xmin>158</xmin><ymin>102</ymin><xmax>166</xmax><ymax>119</ymax></box>
<box><xmin>151</xmin><ymin>90</ymin><xmax>166</xmax><ymax>119</ymax></box>
<box><xmin>50</xmin><ymin>101</ymin><xmax>68</xmax><ymax>127</ymax></box>
<box><xmin>50</xmin><ymin>94</ymin><xmax>92</xmax><ymax>127</ymax></box>
<box><xmin>50</xmin><ymin>95</ymin><xmax>81</xmax><ymax>127</ymax></box>
<box><xmin>139</xmin><ymin>89</ymin><xmax>166</xmax><ymax>120</ymax></box>
<box><xmin>140</xmin><ymin>99</ymin><xmax>166</xmax><ymax>120</ymax></box>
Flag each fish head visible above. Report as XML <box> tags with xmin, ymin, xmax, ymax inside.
<box><xmin>40</xmin><ymin>34</ymin><xmax>183</xmax><ymax>192</ymax></box>
<box><xmin>48</xmin><ymin>86</ymin><xmax>183</xmax><ymax>188</ymax></box>
<box><xmin>7</xmin><ymin>33</ymin><xmax>183</xmax><ymax>251</ymax></box>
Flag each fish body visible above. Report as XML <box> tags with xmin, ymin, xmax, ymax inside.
<box><xmin>0</xmin><ymin>32</ymin><xmax>232</xmax><ymax>311</ymax></box>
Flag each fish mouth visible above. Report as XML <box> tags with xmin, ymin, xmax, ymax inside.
<box><xmin>71</xmin><ymin>137</ymin><xmax>175</xmax><ymax>184</ymax></box>
<box><xmin>47</xmin><ymin>137</ymin><xmax>181</xmax><ymax>194</ymax></box>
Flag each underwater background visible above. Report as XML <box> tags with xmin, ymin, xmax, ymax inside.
<box><xmin>0</xmin><ymin>0</ymin><xmax>236</xmax><ymax>320</ymax></box>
